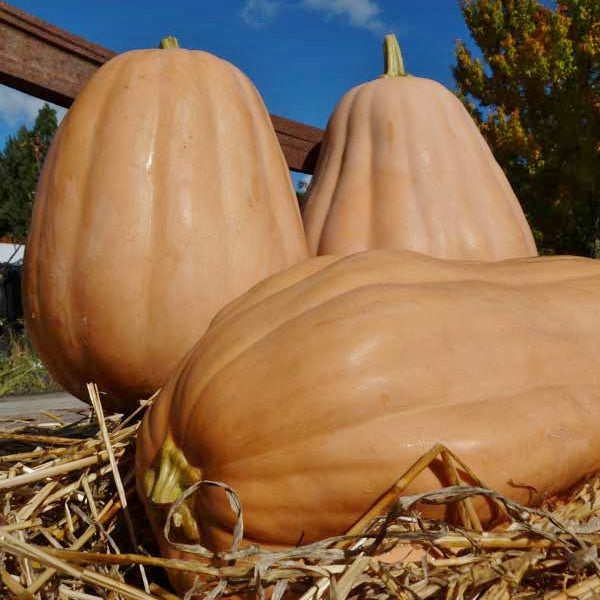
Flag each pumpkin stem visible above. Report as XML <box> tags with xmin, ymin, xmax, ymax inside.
<box><xmin>382</xmin><ymin>34</ymin><xmax>407</xmax><ymax>78</ymax></box>
<box><xmin>159</xmin><ymin>36</ymin><xmax>180</xmax><ymax>49</ymax></box>
<box><xmin>144</xmin><ymin>433</ymin><xmax>202</xmax><ymax>542</ymax></box>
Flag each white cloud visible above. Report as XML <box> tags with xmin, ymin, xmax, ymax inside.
<box><xmin>240</xmin><ymin>0</ymin><xmax>281</xmax><ymax>27</ymax></box>
<box><xmin>0</xmin><ymin>84</ymin><xmax>66</xmax><ymax>131</ymax></box>
<box><xmin>239</xmin><ymin>0</ymin><xmax>390</xmax><ymax>34</ymax></box>
<box><xmin>303</xmin><ymin>0</ymin><xmax>385</xmax><ymax>33</ymax></box>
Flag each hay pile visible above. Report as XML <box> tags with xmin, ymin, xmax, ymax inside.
<box><xmin>2</xmin><ymin>389</ymin><xmax>600</xmax><ymax>599</ymax></box>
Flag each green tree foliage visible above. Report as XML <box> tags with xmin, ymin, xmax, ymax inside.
<box><xmin>454</xmin><ymin>0</ymin><xmax>599</xmax><ymax>256</ymax></box>
<box><xmin>0</xmin><ymin>104</ymin><xmax>58</xmax><ymax>243</ymax></box>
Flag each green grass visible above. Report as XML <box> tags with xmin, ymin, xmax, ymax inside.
<box><xmin>0</xmin><ymin>325</ymin><xmax>60</xmax><ymax>396</ymax></box>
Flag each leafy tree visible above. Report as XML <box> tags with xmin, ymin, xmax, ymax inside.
<box><xmin>454</xmin><ymin>0</ymin><xmax>599</xmax><ymax>256</ymax></box>
<box><xmin>0</xmin><ymin>104</ymin><xmax>58</xmax><ymax>243</ymax></box>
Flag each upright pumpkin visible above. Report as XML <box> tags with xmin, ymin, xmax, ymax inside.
<box><xmin>137</xmin><ymin>249</ymin><xmax>600</xmax><ymax>593</ymax></box>
<box><xmin>23</xmin><ymin>38</ymin><xmax>308</xmax><ymax>412</ymax></box>
<box><xmin>302</xmin><ymin>35</ymin><xmax>537</xmax><ymax>260</ymax></box>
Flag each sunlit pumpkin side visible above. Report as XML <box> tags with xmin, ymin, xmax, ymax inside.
<box><xmin>302</xmin><ymin>35</ymin><xmax>537</xmax><ymax>260</ymax></box>
<box><xmin>23</xmin><ymin>37</ymin><xmax>308</xmax><ymax>412</ymax></box>
<box><xmin>136</xmin><ymin>249</ymin><xmax>600</xmax><ymax>593</ymax></box>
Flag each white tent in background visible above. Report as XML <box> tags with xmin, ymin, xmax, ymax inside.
<box><xmin>0</xmin><ymin>242</ymin><xmax>24</xmax><ymax>264</ymax></box>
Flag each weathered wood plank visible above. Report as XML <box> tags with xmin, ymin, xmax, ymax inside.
<box><xmin>270</xmin><ymin>114</ymin><xmax>323</xmax><ymax>173</ymax></box>
<box><xmin>0</xmin><ymin>1</ymin><xmax>115</xmax><ymax>106</ymax></box>
<box><xmin>0</xmin><ymin>1</ymin><xmax>323</xmax><ymax>172</ymax></box>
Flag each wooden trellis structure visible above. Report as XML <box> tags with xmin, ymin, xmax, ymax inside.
<box><xmin>0</xmin><ymin>0</ymin><xmax>324</xmax><ymax>174</ymax></box>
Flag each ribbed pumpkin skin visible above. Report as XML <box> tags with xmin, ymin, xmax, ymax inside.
<box><xmin>23</xmin><ymin>47</ymin><xmax>308</xmax><ymax>412</ymax></box>
<box><xmin>137</xmin><ymin>250</ymin><xmax>600</xmax><ymax>591</ymax></box>
<box><xmin>302</xmin><ymin>76</ymin><xmax>537</xmax><ymax>260</ymax></box>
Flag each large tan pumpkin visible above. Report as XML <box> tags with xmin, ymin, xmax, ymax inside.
<box><xmin>23</xmin><ymin>39</ymin><xmax>308</xmax><ymax>412</ymax></box>
<box><xmin>302</xmin><ymin>35</ymin><xmax>537</xmax><ymax>260</ymax></box>
<box><xmin>137</xmin><ymin>249</ymin><xmax>600</xmax><ymax>593</ymax></box>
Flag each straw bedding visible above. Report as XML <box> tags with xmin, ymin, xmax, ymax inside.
<box><xmin>2</xmin><ymin>386</ymin><xmax>600</xmax><ymax>600</ymax></box>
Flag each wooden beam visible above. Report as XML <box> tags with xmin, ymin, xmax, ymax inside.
<box><xmin>0</xmin><ymin>1</ymin><xmax>115</xmax><ymax>107</ymax></box>
<box><xmin>0</xmin><ymin>1</ymin><xmax>323</xmax><ymax>173</ymax></box>
<box><xmin>270</xmin><ymin>115</ymin><xmax>323</xmax><ymax>174</ymax></box>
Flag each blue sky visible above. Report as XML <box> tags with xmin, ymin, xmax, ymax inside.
<box><xmin>0</xmin><ymin>1</ymin><xmax>475</xmax><ymax>186</ymax></box>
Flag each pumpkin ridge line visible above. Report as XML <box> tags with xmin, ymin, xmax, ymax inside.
<box><xmin>403</xmin><ymin>79</ymin><xmax>429</xmax><ymax>253</ymax></box>
<box><xmin>70</xmin><ymin>57</ymin><xmax>133</xmax><ymax>395</ymax></box>
<box><xmin>234</xmin><ymin>62</ymin><xmax>284</xmax><ymax>259</ymax></box>
<box><xmin>366</xmin><ymin>80</ymin><xmax>378</xmax><ymax>249</ymax></box>
<box><xmin>143</xmin><ymin>51</ymin><xmax>164</xmax><ymax>376</ymax></box>
<box><xmin>304</xmin><ymin>85</ymin><xmax>362</xmax><ymax>254</ymax></box>
<box><xmin>173</xmin><ymin>279</ymin><xmax>589</xmax><ymax>461</ymax></box>
<box><xmin>320</xmin><ymin>84</ymin><xmax>370</xmax><ymax>254</ymax></box>
<box><xmin>433</xmin><ymin>80</ymin><xmax>478</xmax><ymax>256</ymax></box>
<box><xmin>175</xmin><ymin>258</ymin><xmax>568</xmax><ymax>408</ymax></box>
<box><xmin>189</xmin><ymin>383</ymin><xmax>600</xmax><ymax>478</ymax></box>
<box><xmin>175</xmin><ymin>58</ymin><xmax>255</xmax><ymax>449</ymax></box>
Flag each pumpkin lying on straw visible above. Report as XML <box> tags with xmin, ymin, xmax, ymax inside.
<box><xmin>2</xmin><ymin>388</ymin><xmax>600</xmax><ymax>600</ymax></box>
<box><xmin>136</xmin><ymin>248</ymin><xmax>600</xmax><ymax>594</ymax></box>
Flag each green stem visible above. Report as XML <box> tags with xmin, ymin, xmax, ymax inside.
<box><xmin>144</xmin><ymin>434</ymin><xmax>201</xmax><ymax>505</ymax></box>
<box><xmin>382</xmin><ymin>34</ymin><xmax>407</xmax><ymax>77</ymax></box>
<box><xmin>144</xmin><ymin>433</ymin><xmax>202</xmax><ymax>542</ymax></box>
<box><xmin>159</xmin><ymin>36</ymin><xmax>180</xmax><ymax>49</ymax></box>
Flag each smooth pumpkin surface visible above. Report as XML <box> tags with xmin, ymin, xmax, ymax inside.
<box><xmin>302</xmin><ymin>36</ymin><xmax>537</xmax><ymax>260</ymax></box>
<box><xmin>137</xmin><ymin>249</ymin><xmax>600</xmax><ymax>592</ymax></box>
<box><xmin>23</xmin><ymin>40</ymin><xmax>308</xmax><ymax>412</ymax></box>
